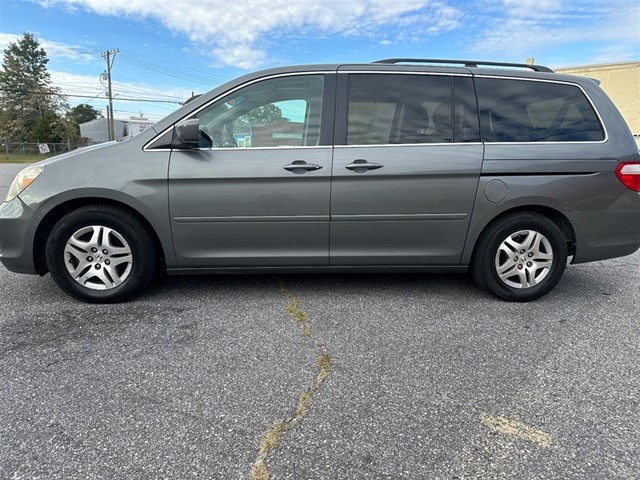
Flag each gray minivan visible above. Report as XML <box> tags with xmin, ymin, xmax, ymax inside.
<box><xmin>1</xmin><ymin>59</ymin><xmax>639</xmax><ymax>303</ymax></box>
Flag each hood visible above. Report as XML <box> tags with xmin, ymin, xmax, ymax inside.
<box><xmin>31</xmin><ymin>141</ymin><xmax>119</xmax><ymax>168</ymax></box>
<box><xmin>30</xmin><ymin>127</ymin><xmax>159</xmax><ymax>168</ymax></box>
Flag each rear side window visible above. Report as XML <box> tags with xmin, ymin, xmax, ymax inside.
<box><xmin>346</xmin><ymin>74</ymin><xmax>453</xmax><ymax>145</ymax></box>
<box><xmin>475</xmin><ymin>78</ymin><xmax>604</xmax><ymax>142</ymax></box>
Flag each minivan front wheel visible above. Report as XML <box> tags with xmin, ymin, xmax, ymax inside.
<box><xmin>46</xmin><ymin>206</ymin><xmax>157</xmax><ymax>303</ymax></box>
<box><xmin>472</xmin><ymin>213</ymin><xmax>567</xmax><ymax>302</ymax></box>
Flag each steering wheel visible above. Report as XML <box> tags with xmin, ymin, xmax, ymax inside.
<box><xmin>222</xmin><ymin>124</ymin><xmax>237</xmax><ymax>147</ymax></box>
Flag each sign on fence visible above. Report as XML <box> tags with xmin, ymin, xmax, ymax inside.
<box><xmin>38</xmin><ymin>144</ymin><xmax>50</xmax><ymax>154</ymax></box>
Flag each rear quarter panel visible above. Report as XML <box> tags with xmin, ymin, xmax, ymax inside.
<box><xmin>462</xmin><ymin>144</ymin><xmax>640</xmax><ymax>265</ymax></box>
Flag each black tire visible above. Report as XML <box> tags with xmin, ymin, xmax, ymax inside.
<box><xmin>45</xmin><ymin>205</ymin><xmax>157</xmax><ymax>303</ymax></box>
<box><xmin>471</xmin><ymin>213</ymin><xmax>567</xmax><ymax>302</ymax></box>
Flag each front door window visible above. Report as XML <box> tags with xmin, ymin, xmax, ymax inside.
<box><xmin>194</xmin><ymin>75</ymin><xmax>324</xmax><ymax>149</ymax></box>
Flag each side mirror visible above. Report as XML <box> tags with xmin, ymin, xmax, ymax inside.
<box><xmin>174</xmin><ymin>119</ymin><xmax>200</xmax><ymax>147</ymax></box>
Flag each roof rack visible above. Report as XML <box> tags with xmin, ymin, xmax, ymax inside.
<box><xmin>373</xmin><ymin>58</ymin><xmax>554</xmax><ymax>73</ymax></box>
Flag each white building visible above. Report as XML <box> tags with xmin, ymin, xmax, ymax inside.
<box><xmin>79</xmin><ymin>117</ymin><xmax>155</xmax><ymax>144</ymax></box>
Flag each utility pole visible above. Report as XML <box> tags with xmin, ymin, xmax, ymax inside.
<box><xmin>101</xmin><ymin>49</ymin><xmax>119</xmax><ymax>141</ymax></box>
<box><xmin>105</xmin><ymin>103</ymin><xmax>111</xmax><ymax>142</ymax></box>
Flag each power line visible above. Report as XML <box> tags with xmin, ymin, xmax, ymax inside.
<box><xmin>109</xmin><ymin>85</ymin><xmax>186</xmax><ymax>101</ymax></box>
<box><xmin>0</xmin><ymin>88</ymin><xmax>183</xmax><ymax>104</ymax></box>
<box><xmin>119</xmin><ymin>50</ymin><xmax>230</xmax><ymax>80</ymax></box>
<box><xmin>118</xmin><ymin>50</ymin><xmax>231</xmax><ymax>86</ymax></box>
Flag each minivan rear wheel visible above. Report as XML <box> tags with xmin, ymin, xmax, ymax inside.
<box><xmin>45</xmin><ymin>206</ymin><xmax>157</xmax><ymax>303</ymax></box>
<box><xmin>472</xmin><ymin>213</ymin><xmax>567</xmax><ymax>302</ymax></box>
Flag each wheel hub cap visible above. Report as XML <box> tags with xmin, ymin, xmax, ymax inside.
<box><xmin>64</xmin><ymin>225</ymin><xmax>133</xmax><ymax>290</ymax></box>
<box><xmin>495</xmin><ymin>229</ymin><xmax>553</xmax><ymax>289</ymax></box>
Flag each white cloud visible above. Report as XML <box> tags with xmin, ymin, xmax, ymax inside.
<box><xmin>0</xmin><ymin>32</ymin><xmax>97</xmax><ymax>62</ymax></box>
<box><xmin>582</xmin><ymin>47</ymin><xmax>638</xmax><ymax>66</ymax></box>
<box><xmin>472</xmin><ymin>0</ymin><xmax>640</xmax><ymax>56</ymax></box>
<box><xmin>40</xmin><ymin>40</ymin><xmax>96</xmax><ymax>62</ymax></box>
<box><xmin>51</xmin><ymin>70</ymin><xmax>192</xmax><ymax>102</ymax></box>
<box><xmin>36</xmin><ymin>0</ymin><xmax>462</xmax><ymax>68</ymax></box>
<box><xmin>501</xmin><ymin>0</ymin><xmax>563</xmax><ymax>18</ymax></box>
<box><xmin>50</xmin><ymin>71</ymin><xmax>103</xmax><ymax>93</ymax></box>
<box><xmin>0</xmin><ymin>33</ymin><xmax>20</xmax><ymax>52</ymax></box>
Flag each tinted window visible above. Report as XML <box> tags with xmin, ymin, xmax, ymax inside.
<box><xmin>347</xmin><ymin>74</ymin><xmax>453</xmax><ymax>145</ymax></box>
<box><xmin>195</xmin><ymin>75</ymin><xmax>323</xmax><ymax>148</ymax></box>
<box><xmin>476</xmin><ymin>78</ymin><xmax>604</xmax><ymax>142</ymax></box>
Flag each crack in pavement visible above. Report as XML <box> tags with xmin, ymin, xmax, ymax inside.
<box><xmin>250</xmin><ymin>279</ymin><xmax>331</xmax><ymax>480</ymax></box>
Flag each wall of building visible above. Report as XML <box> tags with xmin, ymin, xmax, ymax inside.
<box><xmin>556</xmin><ymin>62</ymin><xmax>640</xmax><ymax>148</ymax></box>
<box><xmin>79</xmin><ymin>119</ymin><xmax>128</xmax><ymax>144</ymax></box>
<box><xmin>79</xmin><ymin>118</ymin><xmax>154</xmax><ymax>144</ymax></box>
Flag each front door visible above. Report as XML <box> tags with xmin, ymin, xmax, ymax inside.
<box><xmin>168</xmin><ymin>74</ymin><xmax>334</xmax><ymax>267</ymax></box>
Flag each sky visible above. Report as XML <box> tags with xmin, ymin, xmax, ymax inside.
<box><xmin>1</xmin><ymin>0</ymin><xmax>639</xmax><ymax>122</ymax></box>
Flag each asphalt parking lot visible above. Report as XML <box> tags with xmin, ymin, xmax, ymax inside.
<box><xmin>1</xmin><ymin>162</ymin><xmax>639</xmax><ymax>479</ymax></box>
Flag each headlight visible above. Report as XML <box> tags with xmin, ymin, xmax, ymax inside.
<box><xmin>5</xmin><ymin>165</ymin><xmax>45</xmax><ymax>202</ymax></box>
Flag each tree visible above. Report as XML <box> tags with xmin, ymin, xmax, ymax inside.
<box><xmin>66</xmin><ymin>103</ymin><xmax>103</xmax><ymax>134</ymax></box>
<box><xmin>31</xmin><ymin>112</ymin><xmax>76</xmax><ymax>144</ymax></box>
<box><xmin>0</xmin><ymin>32</ymin><xmax>67</xmax><ymax>142</ymax></box>
<box><xmin>235</xmin><ymin>104</ymin><xmax>288</xmax><ymax>126</ymax></box>
<box><xmin>68</xmin><ymin>103</ymin><xmax>102</xmax><ymax>124</ymax></box>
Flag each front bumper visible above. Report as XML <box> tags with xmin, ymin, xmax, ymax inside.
<box><xmin>0</xmin><ymin>197</ymin><xmax>41</xmax><ymax>274</ymax></box>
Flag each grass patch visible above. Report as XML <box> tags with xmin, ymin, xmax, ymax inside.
<box><xmin>316</xmin><ymin>354</ymin><xmax>331</xmax><ymax>382</ymax></box>
<box><xmin>251</xmin><ymin>421</ymin><xmax>289</xmax><ymax>480</ymax></box>
<box><xmin>286</xmin><ymin>301</ymin><xmax>307</xmax><ymax>324</ymax></box>
<box><xmin>250</xmin><ymin>460</ymin><xmax>269</xmax><ymax>480</ymax></box>
<box><xmin>0</xmin><ymin>154</ymin><xmax>44</xmax><ymax>163</ymax></box>
<box><xmin>259</xmin><ymin>421</ymin><xmax>288</xmax><ymax>456</ymax></box>
<box><xmin>296</xmin><ymin>389</ymin><xmax>312</xmax><ymax>417</ymax></box>
<box><xmin>280</xmin><ymin>281</ymin><xmax>312</xmax><ymax>338</ymax></box>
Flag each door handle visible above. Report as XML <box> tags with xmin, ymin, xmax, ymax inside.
<box><xmin>284</xmin><ymin>160</ymin><xmax>323</xmax><ymax>173</ymax></box>
<box><xmin>345</xmin><ymin>159</ymin><xmax>384</xmax><ymax>172</ymax></box>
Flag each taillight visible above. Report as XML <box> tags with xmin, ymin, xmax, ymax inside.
<box><xmin>615</xmin><ymin>162</ymin><xmax>640</xmax><ymax>192</ymax></box>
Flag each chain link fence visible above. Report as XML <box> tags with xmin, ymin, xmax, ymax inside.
<box><xmin>1</xmin><ymin>141</ymin><xmax>84</xmax><ymax>161</ymax></box>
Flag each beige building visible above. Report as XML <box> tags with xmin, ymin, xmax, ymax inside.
<box><xmin>556</xmin><ymin>61</ymin><xmax>640</xmax><ymax>147</ymax></box>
